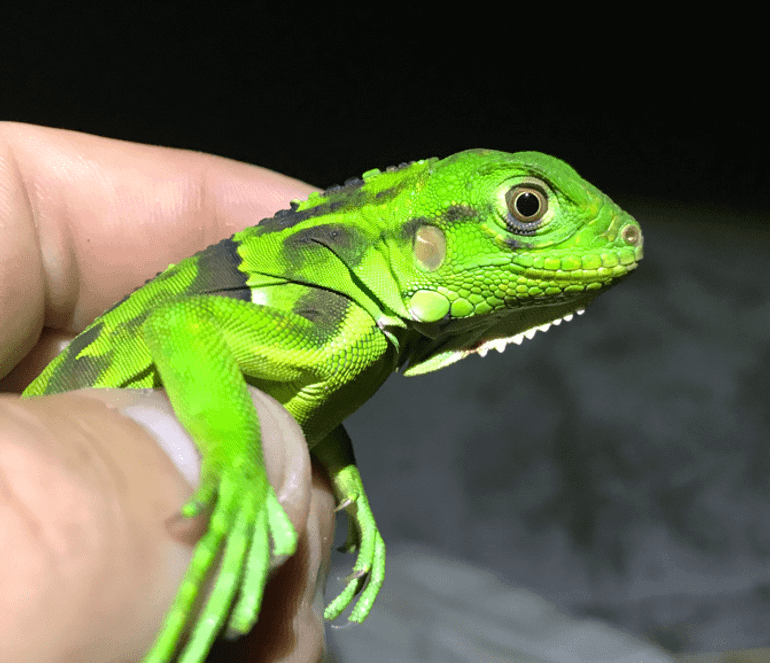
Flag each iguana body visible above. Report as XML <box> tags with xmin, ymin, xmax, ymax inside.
<box><xmin>23</xmin><ymin>149</ymin><xmax>643</xmax><ymax>662</ymax></box>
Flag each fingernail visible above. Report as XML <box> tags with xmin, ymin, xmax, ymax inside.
<box><xmin>118</xmin><ymin>392</ymin><xmax>201</xmax><ymax>487</ymax></box>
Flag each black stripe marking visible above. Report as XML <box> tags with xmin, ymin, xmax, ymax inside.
<box><xmin>190</xmin><ymin>236</ymin><xmax>251</xmax><ymax>301</ymax></box>
<box><xmin>114</xmin><ymin>309</ymin><xmax>152</xmax><ymax>340</ymax></box>
<box><xmin>503</xmin><ymin>236</ymin><xmax>524</xmax><ymax>250</ymax></box>
<box><xmin>256</xmin><ymin>203</ymin><xmax>320</xmax><ymax>234</ymax></box>
<box><xmin>46</xmin><ymin>323</ymin><xmax>112</xmax><ymax>391</ymax></box>
<box><xmin>292</xmin><ymin>288</ymin><xmax>350</xmax><ymax>338</ymax></box>
<box><xmin>443</xmin><ymin>205</ymin><xmax>477</xmax><ymax>223</ymax></box>
<box><xmin>285</xmin><ymin>223</ymin><xmax>367</xmax><ymax>267</ymax></box>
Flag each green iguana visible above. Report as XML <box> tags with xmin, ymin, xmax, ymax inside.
<box><xmin>22</xmin><ymin>149</ymin><xmax>643</xmax><ymax>662</ymax></box>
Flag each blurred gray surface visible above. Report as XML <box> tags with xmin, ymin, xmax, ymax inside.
<box><xmin>327</xmin><ymin>545</ymin><xmax>674</xmax><ymax>663</ymax></box>
<box><xmin>332</xmin><ymin>202</ymin><xmax>770</xmax><ymax>657</ymax></box>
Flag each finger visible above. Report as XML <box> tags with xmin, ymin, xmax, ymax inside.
<box><xmin>0</xmin><ymin>327</ymin><xmax>75</xmax><ymax>393</ymax></box>
<box><xmin>0</xmin><ymin>387</ymin><xmax>314</xmax><ymax>662</ymax></box>
<box><xmin>0</xmin><ymin>122</ymin><xmax>317</xmax><ymax>376</ymax></box>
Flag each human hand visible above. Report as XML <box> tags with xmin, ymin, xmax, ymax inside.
<box><xmin>0</xmin><ymin>122</ymin><xmax>335</xmax><ymax>662</ymax></box>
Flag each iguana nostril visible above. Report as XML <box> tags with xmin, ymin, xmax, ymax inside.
<box><xmin>622</xmin><ymin>223</ymin><xmax>642</xmax><ymax>246</ymax></box>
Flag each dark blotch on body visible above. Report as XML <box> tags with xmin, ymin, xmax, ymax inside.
<box><xmin>292</xmin><ymin>288</ymin><xmax>350</xmax><ymax>337</ymax></box>
<box><xmin>255</xmin><ymin>203</ymin><xmax>320</xmax><ymax>234</ymax></box>
<box><xmin>400</xmin><ymin>206</ymin><xmax>477</xmax><ymax>243</ymax></box>
<box><xmin>443</xmin><ymin>205</ymin><xmax>477</xmax><ymax>224</ymax></box>
<box><xmin>400</xmin><ymin>217</ymin><xmax>431</xmax><ymax>241</ymax></box>
<box><xmin>191</xmin><ymin>236</ymin><xmax>251</xmax><ymax>301</ymax></box>
<box><xmin>114</xmin><ymin>309</ymin><xmax>151</xmax><ymax>340</ymax></box>
<box><xmin>256</xmin><ymin>189</ymin><xmax>367</xmax><ymax>235</ymax></box>
<box><xmin>503</xmin><ymin>236</ymin><xmax>523</xmax><ymax>250</ymax></box>
<box><xmin>47</xmin><ymin>323</ymin><xmax>112</xmax><ymax>390</ymax></box>
<box><xmin>286</xmin><ymin>223</ymin><xmax>366</xmax><ymax>266</ymax></box>
<box><xmin>373</xmin><ymin>187</ymin><xmax>400</xmax><ymax>204</ymax></box>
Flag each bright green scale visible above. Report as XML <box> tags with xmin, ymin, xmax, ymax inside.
<box><xmin>23</xmin><ymin>150</ymin><xmax>643</xmax><ymax>661</ymax></box>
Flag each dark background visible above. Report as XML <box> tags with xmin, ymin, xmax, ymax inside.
<box><xmin>1</xmin><ymin>7</ymin><xmax>766</xmax><ymax>210</ymax></box>
<box><xmin>2</xmin><ymin>6</ymin><xmax>768</xmax><ymax>659</ymax></box>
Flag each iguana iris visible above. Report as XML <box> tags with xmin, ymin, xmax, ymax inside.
<box><xmin>22</xmin><ymin>149</ymin><xmax>643</xmax><ymax>662</ymax></box>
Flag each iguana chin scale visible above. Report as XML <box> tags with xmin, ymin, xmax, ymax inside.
<box><xmin>22</xmin><ymin>149</ymin><xmax>643</xmax><ymax>662</ymax></box>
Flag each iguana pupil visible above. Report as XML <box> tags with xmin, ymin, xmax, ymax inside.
<box><xmin>515</xmin><ymin>191</ymin><xmax>541</xmax><ymax>218</ymax></box>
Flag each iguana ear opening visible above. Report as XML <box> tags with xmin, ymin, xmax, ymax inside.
<box><xmin>413</xmin><ymin>225</ymin><xmax>446</xmax><ymax>272</ymax></box>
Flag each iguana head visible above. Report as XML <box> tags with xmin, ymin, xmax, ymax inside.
<box><xmin>388</xmin><ymin>149</ymin><xmax>643</xmax><ymax>375</ymax></box>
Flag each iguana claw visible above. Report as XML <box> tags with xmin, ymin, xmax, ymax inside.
<box><xmin>323</xmin><ymin>471</ymin><xmax>386</xmax><ymax>622</ymax></box>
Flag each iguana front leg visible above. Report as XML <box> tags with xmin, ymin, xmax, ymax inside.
<box><xmin>137</xmin><ymin>292</ymin><xmax>389</xmax><ymax>661</ymax></box>
<box><xmin>312</xmin><ymin>426</ymin><xmax>386</xmax><ymax>622</ymax></box>
<box><xmin>140</xmin><ymin>296</ymin><xmax>299</xmax><ymax>663</ymax></box>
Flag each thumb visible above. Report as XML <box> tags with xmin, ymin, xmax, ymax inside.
<box><xmin>0</xmin><ymin>387</ymin><xmax>314</xmax><ymax>663</ymax></box>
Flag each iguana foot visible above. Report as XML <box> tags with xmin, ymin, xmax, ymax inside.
<box><xmin>323</xmin><ymin>464</ymin><xmax>386</xmax><ymax>622</ymax></box>
<box><xmin>143</xmin><ymin>468</ymin><xmax>297</xmax><ymax>663</ymax></box>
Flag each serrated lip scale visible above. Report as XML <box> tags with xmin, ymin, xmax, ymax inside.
<box><xmin>475</xmin><ymin>307</ymin><xmax>585</xmax><ymax>358</ymax></box>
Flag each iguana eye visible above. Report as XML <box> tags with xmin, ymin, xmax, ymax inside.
<box><xmin>505</xmin><ymin>185</ymin><xmax>548</xmax><ymax>234</ymax></box>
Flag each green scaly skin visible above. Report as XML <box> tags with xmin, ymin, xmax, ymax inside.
<box><xmin>22</xmin><ymin>149</ymin><xmax>643</xmax><ymax>661</ymax></box>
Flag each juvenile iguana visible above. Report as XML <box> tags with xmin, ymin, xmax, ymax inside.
<box><xmin>22</xmin><ymin>149</ymin><xmax>643</xmax><ymax>662</ymax></box>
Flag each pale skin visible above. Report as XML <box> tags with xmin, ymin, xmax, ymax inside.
<box><xmin>0</xmin><ymin>123</ymin><xmax>335</xmax><ymax>662</ymax></box>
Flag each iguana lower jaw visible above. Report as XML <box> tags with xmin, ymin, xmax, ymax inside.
<box><xmin>471</xmin><ymin>254</ymin><xmax>642</xmax><ymax>359</ymax></box>
<box><xmin>400</xmin><ymin>257</ymin><xmax>640</xmax><ymax>377</ymax></box>
<box><xmin>474</xmin><ymin>306</ymin><xmax>586</xmax><ymax>358</ymax></box>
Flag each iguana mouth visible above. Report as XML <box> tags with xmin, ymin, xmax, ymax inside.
<box><xmin>474</xmin><ymin>306</ymin><xmax>585</xmax><ymax>358</ymax></box>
